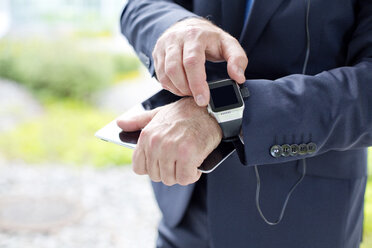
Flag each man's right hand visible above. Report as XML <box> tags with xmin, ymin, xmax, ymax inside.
<box><xmin>152</xmin><ymin>17</ymin><xmax>248</xmax><ymax>106</ymax></box>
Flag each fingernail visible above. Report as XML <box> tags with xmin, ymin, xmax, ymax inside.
<box><xmin>196</xmin><ymin>94</ymin><xmax>207</xmax><ymax>106</ymax></box>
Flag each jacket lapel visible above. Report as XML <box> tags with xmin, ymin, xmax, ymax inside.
<box><xmin>221</xmin><ymin>0</ymin><xmax>246</xmax><ymax>38</ymax></box>
<box><xmin>238</xmin><ymin>0</ymin><xmax>287</xmax><ymax>54</ymax></box>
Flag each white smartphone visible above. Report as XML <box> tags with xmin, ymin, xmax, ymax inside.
<box><xmin>95</xmin><ymin>89</ymin><xmax>236</xmax><ymax>173</ymax></box>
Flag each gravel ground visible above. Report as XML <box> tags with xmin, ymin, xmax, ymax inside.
<box><xmin>0</xmin><ymin>163</ymin><xmax>161</xmax><ymax>248</ymax></box>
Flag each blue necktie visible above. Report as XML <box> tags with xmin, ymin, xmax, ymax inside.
<box><xmin>244</xmin><ymin>0</ymin><xmax>254</xmax><ymax>23</ymax></box>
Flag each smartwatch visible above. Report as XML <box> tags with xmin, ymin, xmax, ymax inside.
<box><xmin>207</xmin><ymin>79</ymin><xmax>249</xmax><ymax>165</ymax></box>
<box><xmin>207</xmin><ymin>79</ymin><xmax>248</xmax><ymax>139</ymax></box>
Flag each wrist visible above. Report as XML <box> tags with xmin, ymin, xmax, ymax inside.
<box><xmin>209</xmin><ymin>114</ymin><xmax>223</xmax><ymax>142</ymax></box>
<box><xmin>179</xmin><ymin>97</ymin><xmax>223</xmax><ymax>141</ymax></box>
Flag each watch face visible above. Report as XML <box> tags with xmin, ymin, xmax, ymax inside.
<box><xmin>209</xmin><ymin>79</ymin><xmax>243</xmax><ymax>112</ymax></box>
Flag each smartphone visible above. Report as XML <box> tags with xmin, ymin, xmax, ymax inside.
<box><xmin>95</xmin><ymin>89</ymin><xmax>236</xmax><ymax>173</ymax></box>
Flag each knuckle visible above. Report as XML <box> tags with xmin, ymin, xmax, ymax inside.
<box><xmin>177</xmin><ymin>177</ymin><xmax>190</xmax><ymax>186</ymax></box>
<box><xmin>177</xmin><ymin>171</ymin><xmax>194</xmax><ymax>186</ymax></box>
<box><xmin>160</xmin><ymin>139</ymin><xmax>173</xmax><ymax>151</ymax></box>
<box><xmin>165</xmin><ymin>44</ymin><xmax>178</xmax><ymax>53</ymax></box>
<box><xmin>160</xmin><ymin>165</ymin><xmax>176</xmax><ymax>186</ymax></box>
<box><xmin>189</xmin><ymin>174</ymin><xmax>200</xmax><ymax>184</ymax></box>
<box><xmin>174</xmin><ymin>83</ymin><xmax>189</xmax><ymax>95</ymax></box>
<box><xmin>154</xmin><ymin>56</ymin><xmax>164</xmax><ymax>68</ymax></box>
<box><xmin>154</xmin><ymin>60</ymin><xmax>161</xmax><ymax>71</ymax></box>
<box><xmin>180</xmin><ymin>88</ymin><xmax>191</xmax><ymax>96</ymax></box>
<box><xmin>132</xmin><ymin>148</ymin><xmax>139</xmax><ymax>159</ymax></box>
<box><xmin>177</xmin><ymin>141</ymin><xmax>196</xmax><ymax>160</ymax></box>
<box><xmin>139</xmin><ymin>128</ymin><xmax>149</xmax><ymax>140</ymax></box>
<box><xmin>235</xmin><ymin>52</ymin><xmax>247</xmax><ymax>60</ymax></box>
<box><xmin>152</xmin><ymin>43</ymin><xmax>160</xmax><ymax>55</ymax></box>
<box><xmin>227</xmin><ymin>36</ymin><xmax>240</xmax><ymax>45</ymax></box>
<box><xmin>149</xmin><ymin>133</ymin><xmax>161</xmax><ymax>148</ymax></box>
<box><xmin>185</xmin><ymin>26</ymin><xmax>202</xmax><ymax>39</ymax></box>
<box><xmin>160</xmin><ymin>82</ymin><xmax>169</xmax><ymax>90</ymax></box>
<box><xmin>148</xmin><ymin>168</ymin><xmax>161</xmax><ymax>182</ymax></box>
<box><xmin>157</xmin><ymin>75</ymin><xmax>170</xmax><ymax>85</ymax></box>
<box><xmin>166</xmin><ymin>31</ymin><xmax>177</xmax><ymax>40</ymax></box>
<box><xmin>132</xmin><ymin>164</ymin><xmax>146</xmax><ymax>175</ymax></box>
<box><xmin>177</xmin><ymin>179</ymin><xmax>190</xmax><ymax>186</ymax></box>
<box><xmin>162</xmin><ymin>178</ymin><xmax>176</xmax><ymax>186</ymax></box>
<box><xmin>183</xmin><ymin>55</ymin><xmax>202</xmax><ymax>68</ymax></box>
<box><xmin>157</xmin><ymin>35</ymin><xmax>167</xmax><ymax>45</ymax></box>
<box><xmin>177</xmin><ymin>142</ymin><xmax>190</xmax><ymax>158</ymax></box>
<box><xmin>234</xmin><ymin>54</ymin><xmax>248</xmax><ymax>65</ymax></box>
<box><xmin>150</xmin><ymin>175</ymin><xmax>161</xmax><ymax>183</ymax></box>
<box><xmin>178</xmin><ymin>181</ymin><xmax>189</xmax><ymax>186</ymax></box>
<box><xmin>187</xmin><ymin>43</ymin><xmax>204</xmax><ymax>53</ymax></box>
<box><xmin>164</xmin><ymin>62</ymin><xmax>178</xmax><ymax>77</ymax></box>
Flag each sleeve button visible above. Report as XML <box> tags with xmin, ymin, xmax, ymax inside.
<box><xmin>298</xmin><ymin>144</ymin><xmax>308</xmax><ymax>155</ymax></box>
<box><xmin>307</xmin><ymin>142</ymin><xmax>317</xmax><ymax>154</ymax></box>
<box><xmin>270</xmin><ymin>145</ymin><xmax>283</xmax><ymax>158</ymax></box>
<box><xmin>281</xmin><ymin>144</ymin><xmax>291</xmax><ymax>157</ymax></box>
<box><xmin>290</xmin><ymin>144</ymin><xmax>299</xmax><ymax>156</ymax></box>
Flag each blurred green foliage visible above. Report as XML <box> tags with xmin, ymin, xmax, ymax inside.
<box><xmin>363</xmin><ymin>176</ymin><xmax>372</xmax><ymax>248</ymax></box>
<box><xmin>366</xmin><ymin>151</ymin><xmax>372</xmax><ymax>248</ymax></box>
<box><xmin>0</xmin><ymin>39</ymin><xmax>140</xmax><ymax>101</ymax></box>
<box><xmin>366</xmin><ymin>149</ymin><xmax>372</xmax><ymax>247</ymax></box>
<box><xmin>369</xmin><ymin>152</ymin><xmax>372</xmax><ymax>176</ymax></box>
<box><xmin>0</xmin><ymin>100</ymin><xmax>133</xmax><ymax>167</ymax></box>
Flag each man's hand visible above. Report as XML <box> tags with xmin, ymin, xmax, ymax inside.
<box><xmin>117</xmin><ymin>97</ymin><xmax>222</xmax><ymax>186</ymax></box>
<box><xmin>153</xmin><ymin>18</ymin><xmax>248</xmax><ymax>106</ymax></box>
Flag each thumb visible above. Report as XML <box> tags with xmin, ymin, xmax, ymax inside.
<box><xmin>221</xmin><ymin>38</ymin><xmax>248</xmax><ymax>84</ymax></box>
<box><xmin>116</xmin><ymin>109</ymin><xmax>159</xmax><ymax>132</ymax></box>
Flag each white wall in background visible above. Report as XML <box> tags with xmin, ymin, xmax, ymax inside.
<box><xmin>0</xmin><ymin>0</ymin><xmax>10</xmax><ymax>38</ymax></box>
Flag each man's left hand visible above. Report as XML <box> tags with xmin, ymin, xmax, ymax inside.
<box><xmin>117</xmin><ymin>97</ymin><xmax>222</xmax><ymax>186</ymax></box>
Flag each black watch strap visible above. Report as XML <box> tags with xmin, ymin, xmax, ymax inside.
<box><xmin>232</xmin><ymin>138</ymin><xmax>247</xmax><ymax>165</ymax></box>
<box><xmin>219</xmin><ymin>119</ymin><xmax>243</xmax><ymax>139</ymax></box>
<box><xmin>219</xmin><ymin>119</ymin><xmax>247</xmax><ymax>165</ymax></box>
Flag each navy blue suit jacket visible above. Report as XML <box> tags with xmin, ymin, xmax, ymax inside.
<box><xmin>121</xmin><ymin>0</ymin><xmax>372</xmax><ymax>247</ymax></box>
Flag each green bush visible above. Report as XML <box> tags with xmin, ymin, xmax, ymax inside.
<box><xmin>362</xmin><ymin>149</ymin><xmax>372</xmax><ymax>248</ymax></box>
<box><xmin>363</xmin><ymin>179</ymin><xmax>372</xmax><ymax>248</ymax></box>
<box><xmin>0</xmin><ymin>39</ymin><xmax>140</xmax><ymax>101</ymax></box>
<box><xmin>113</xmin><ymin>53</ymin><xmax>141</xmax><ymax>75</ymax></box>
<box><xmin>0</xmin><ymin>100</ymin><xmax>132</xmax><ymax>167</ymax></box>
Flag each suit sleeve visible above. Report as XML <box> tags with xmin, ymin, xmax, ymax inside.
<box><xmin>241</xmin><ymin>0</ymin><xmax>372</xmax><ymax>166</ymax></box>
<box><xmin>120</xmin><ymin>0</ymin><xmax>197</xmax><ymax>76</ymax></box>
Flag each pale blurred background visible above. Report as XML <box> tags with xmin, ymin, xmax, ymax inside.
<box><xmin>0</xmin><ymin>1</ymin><xmax>371</xmax><ymax>248</ymax></box>
<box><xmin>0</xmin><ymin>1</ymin><xmax>161</xmax><ymax>247</ymax></box>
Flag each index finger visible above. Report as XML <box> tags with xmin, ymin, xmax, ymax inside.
<box><xmin>221</xmin><ymin>38</ymin><xmax>248</xmax><ymax>84</ymax></box>
<box><xmin>182</xmin><ymin>41</ymin><xmax>209</xmax><ymax>106</ymax></box>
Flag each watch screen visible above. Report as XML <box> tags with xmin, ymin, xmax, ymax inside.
<box><xmin>210</xmin><ymin>85</ymin><xmax>238</xmax><ymax>108</ymax></box>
